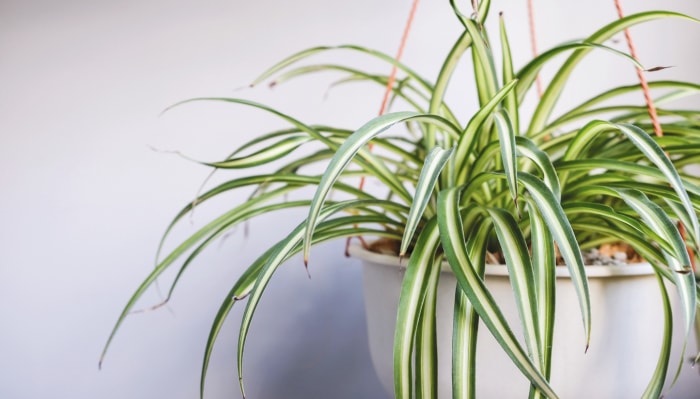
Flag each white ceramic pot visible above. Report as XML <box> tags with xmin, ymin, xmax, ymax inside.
<box><xmin>350</xmin><ymin>245</ymin><xmax>678</xmax><ymax>399</ymax></box>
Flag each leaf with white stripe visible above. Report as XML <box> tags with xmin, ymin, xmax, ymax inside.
<box><xmin>437</xmin><ymin>186</ymin><xmax>558</xmax><ymax>398</ymax></box>
<box><xmin>516</xmin><ymin>41</ymin><xmax>643</xmax><ymax>105</ymax></box>
<box><xmin>462</xmin><ymin>18</ymin><xmax>499</xmax><ymax>105</ymax></box>
<box><xmin>400</xmin><ymin>146</ymin><xmax>454</xmax><ymax>257</ymax></box>
<box><xmin>616</xmin><ymin>123</ymin><xmax>700</xmax><ymax>244</ymax></box>
<box><xmin>515</xmin><ymin>136</ymin><xmax>561</xmax><ymax>201</ymax></box>
<box><xmin>455</xmin><ymin>80</ymin><xmax>518</xmax><ymax>182</ymax></box>
<box><xmin>414</xmin><ymin>253</ymin><xmax>441</xmax><ymax>399</ymax></box>
<box><xmin>203</xmin><ymin>136</ymin><xmax>310</xmax><ymax>168</ymax></box>
<box><xmin>517</xmin><ymin>172</ymin><xmax>590</xmax><ymax>349</ymax></box>
<box><xmin>452</xmin><ymin>286</ymin><xmax>473</xmax><ymax>399</ymax></box>
<box><xmin>486</xmin><ymin>207</ymin><xmax>541</xmax><ymax>369</ymax></box>
<box><xmin>452</xmin><ymin>213</ymin><xmax>491</xmax><ymax>399</ymax></box>
<box><xmin>499</xmin><ymin>13</ymin><xmax>519</xmax><ymax>134</ymax></box>
<box><xmin>394</xmin><ymin>218</ymin><xmax>442</xmax><ymax>399</ymax></box>
<box><xmin>613</xmin><ymin>188</ymin><xmax>695</xmax><ymax>338</ymax></box>
<box><xmin>641</xmin><ymin>274</ymin><xmax>674</xmax><ymax>399</ymax></box>
<box><xmin>525</xmin><ymin>198</ymin><xmax>556</xmax><ymax>397</ymax></box>
<box><xmin>494</xmin><ymin>110</ymin><xmax>519</xmax><ymax>210</ymax></box>
<box><xmin>564</xmin><ymin>120</ymin><xmax>699</xmax><ymax>247</ymax></box>
<box><xmin>236</xmin><ymin>200</ymin><xmax>407</xmax><ymax>396</ymax></box>
<box><xmin>528</xmin><ymin>11</ymin><xmax>698</xmax><ymax>134</ymax></box>
<box><xmin>304</xmin><ymin>111</ymin><xmax>461</xmax><ymax>263</ymax></box>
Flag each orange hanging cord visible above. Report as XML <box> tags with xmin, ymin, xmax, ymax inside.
<box><xmin>613</xmin><ymin>0</ymin><xmax>696</xmax><ymax>272</ymax></box>
<box><xmin>613</xmin><ymin>0</ymin><xmax>663</xmax><ymax>138</ymax></box>
<box><xmin>358</xmin><ymin>0</ymin><xmax>421</xmax><ymax>191</ymax></box>
<box><xmin>527</xmin><ymin>0</ymin><xmax>543</xmax><ymax>97</ymax></box>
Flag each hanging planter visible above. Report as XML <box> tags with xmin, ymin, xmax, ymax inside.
<box><xmin>353</xmin><ymin>244</ymin><xmax>677</xmax><ymax>398</ymax></box>
<box><xmin>102</xmin><ymin>1</ymin><xmax>700</xmax><ymax>397</ymax></box>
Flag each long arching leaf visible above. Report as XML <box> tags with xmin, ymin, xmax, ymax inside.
<box><xmin>517</xmin><ymin>173</ymin><xmax>590</xmax><ymax>349</ymax></box>
<box><xmin>393</xmin><ymin>218</ymin><xmax>442</xmax><ymax>399</ymax></box>
<box><xmin>303</xmin><ymin>112</ymin><xmax>462</xmax><ymax>263</ymax></box>
<box><xmin>401</xmin><ymin>146</ymin><xmax>454</xmax><ymax>256</ymax></box>
<box><xmin>438</xmin><ymin>186</ymin><xmax>558</xmax><ymax>398</ymax></box>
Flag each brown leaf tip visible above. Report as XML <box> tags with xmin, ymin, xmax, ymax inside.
<box><xmin>645</xmin><ymin>66</ymin><xmax>674</xmax><ymax>72</ymax></box>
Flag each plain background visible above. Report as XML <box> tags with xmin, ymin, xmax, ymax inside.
<box><xmin>2</xmin><ymin>0</ymin><xmax>700</xmax><ymax>398</ymax></box>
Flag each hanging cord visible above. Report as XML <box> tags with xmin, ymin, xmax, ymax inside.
<box><xmin>527</xmin><ymin>0</ymin><xmax>543</xmax><ymax>97</ymax></box>
<box><xmin>346</xmin><ymin>0</ymin><xmax>421</xmax><ymax>255</ymax></box>
<box><xmin>614</xmin><ymin>0</ymin><xmax>695</xmax><ymax>272</ymax></box>
<box><xmin>613</xmin><ymin>0</ymin><xmax>663</xmax><ymax>138</ymax></box>
<box><xmin>359</xmin><ymin>0</ymin><xmax>421</xmax><ymax>191</ymax></box>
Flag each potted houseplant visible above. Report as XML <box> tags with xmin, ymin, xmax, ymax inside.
<box><xmin>102</xmin><ymin>0</ymin><xmax>700</xmax><ymax>397</ymax></box>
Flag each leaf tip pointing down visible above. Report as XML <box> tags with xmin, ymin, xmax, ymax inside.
<box><xmin>238</xmin><ymin>376</ymin><xmax>247</xmax><ymax>399</ymax></box>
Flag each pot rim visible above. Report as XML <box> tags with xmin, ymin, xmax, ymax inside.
<box><xmin>348</xmin><ymin>244</ymin><xmax>655</xmax><ymax>278</ymax></box>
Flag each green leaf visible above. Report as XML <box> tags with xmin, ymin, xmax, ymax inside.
<box><xmin>516</xmin><ymin>41</ymin><xmax>643</xmax><ymax>105</ymax></box>
<box><xmin>394</xmin><ymin>218</ymin><xmax>442</xmax><ymax>399</ymax></box>
<box><xmin>401</xmin><ymin>146</ymin><xmax>455</xmax><ymax>256</ymax></box>
<box><xmin>564</xmin><ymin>121</ymin><xmax>700</xmax><ymax>245</ymax></box>
<box><xmin>493</xmin><ymin>110</ymin><xmax>519</xmax><ymax>210</ymax></box>
<box><xmin>555</xmin><ymin>80</ymin><xmax>700</xmax><ymax>124</ymax></box>
<box><xmin>452</xmin><ymin>214</ymin><xmax>491</xmax><ymax>399</ymax></box>
<box><xmin>613</xmin><ymin>188</ymin><xmax>695</xmax><ymax>338</ymax></box>
<box><xmin>438</xmin><ymin>186</ymin><xmax>558</xmax><ymax>398</ymax></box>
<box><xmin>515</xmin><ymin>137</ymin><xmax>561</xmax><ymax>200</ymax></box>
<box><xmin>462</xmin><ymin>19</ymin><xmax>499</xmax><ymax>106</ymax></box>
<box><xmin>499</xmin><ymin>12</ymin><xmax>519</xmax><ymax>134</ymax></box>
<box><xmin>202</xmin><ymin>136</ymin><xmax>311</xmax><ymax>169</ymax></box>
<box><xmin>454</xmin><ymin>80</ymin><xmax>519</xmax><ymax>183</ymax></box>
<box><xmin>237</xmin><ymin>200</ymin><xmax>407</xmax><ymax>396</ymax></box>
<box><xmin>615</xmin><ymin>123</ymin><xmax>700</xmax><ymax>243</ymax></box>
<box><xmin>426</xmin><ymin>30</ymin><xmax>471</xmax><ymax>151</ymax></box>
<box><xmin>517</xmin><ymin>173</ymin><xmax>590</xmax><ymax>349</ymax></box>
<box><xmin>563</xmin><ymin>200</ymin><xmax>671</xmax><ymax>254</ymax></box>
<box><xmin>525</xmin><ymin>198</ymin><xmax>556</xmax><ymax>395</ymax></box>
<box><xmin>200</xmin><ymin>243</ymin><xmax>281</xmax><ymax>398</ymax></box>
<box><xmin>641</xmin><ymin>274</ymin><xmax>674</xmax><ymax>399</ymax></box>
<box><xmin>303</xmin><ymin>111</ymin><xmax>462</xmax><ymax>263</ymax></box>
<box><xmin>485</xmin><ymin>207</ymin><xmax>541</xmax><ymax>371</ymax></box>
<box><xmin>528</xmin><ymin>11</ymin><xmax>698</xmax><ymax>134</ymax></box>
<box><xmin>250</xmin><ymin>45</ymin><xmax>432</xmax><ymax>90</ymax></box>
<box><xmin>200</xmin><ymin>212</ymin><xmax>403</xmax><ymax>398</ymax></box>
<box><xmin>415</xmin><ymin>252</ymin><xmax>441</xmax><ymax>399</ymax></box>
<box><xmin>452</xmin><ymin>286</ymin><xmax>474</xmax><ymax>399</ymax></box>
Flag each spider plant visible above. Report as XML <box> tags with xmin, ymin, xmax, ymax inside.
<box><xmin>102</xmin><ymin>0</ymin><xmax>700</xmax><ymax>397</ymax></box>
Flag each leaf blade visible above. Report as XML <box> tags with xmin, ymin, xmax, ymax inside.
<box><xmin>401</xmin><ymin>146</ymin><xmax>454</xmax><ymax>256</ymax></box>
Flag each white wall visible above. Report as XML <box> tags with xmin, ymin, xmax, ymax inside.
<box><xmin>1</xmin><ymin>0</ymin><xmax>699</xmax><ymax>398</ymax></box>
